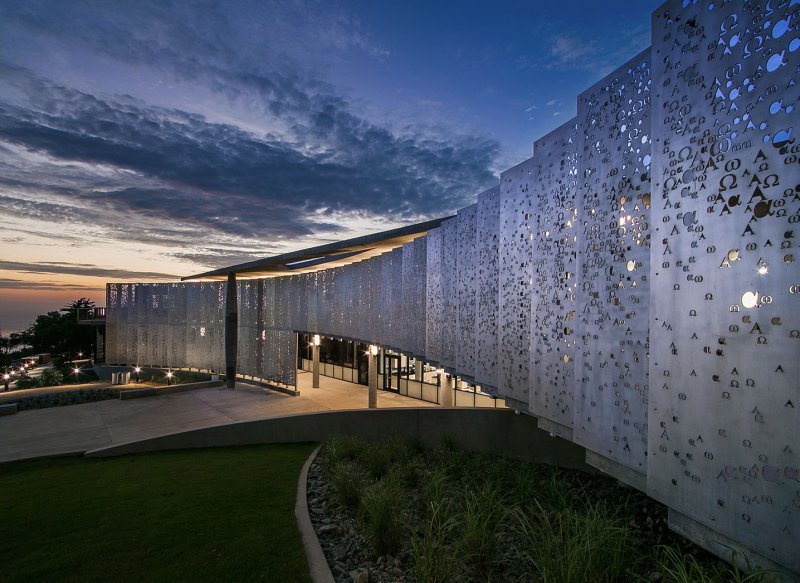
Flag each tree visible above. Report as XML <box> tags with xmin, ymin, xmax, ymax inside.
<box><xmin>22</xmin><ymin>298</ymin><xmax>97</xmax><ymax>356</ymax></box>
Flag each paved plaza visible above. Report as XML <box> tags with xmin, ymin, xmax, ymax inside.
<box><xmin>0</xmin><ymin>370</ymin><xmax>434</xmax><ymax>464</ymax></box>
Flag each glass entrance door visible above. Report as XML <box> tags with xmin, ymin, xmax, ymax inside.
<box><xmin>383</xmin><ymin>354</ymin><xmax>400</xmax><ymax>392</ymax></box>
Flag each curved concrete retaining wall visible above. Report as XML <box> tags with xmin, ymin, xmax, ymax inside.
<box><xmin>85</xmin><ymin>407</ymin><xmax>591</xmax><ymax>472</ymax></box>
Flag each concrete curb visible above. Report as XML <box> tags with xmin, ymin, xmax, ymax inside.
<box><xmin>0</xmin><ymin>403</ymin><xmax>18</xmax><ymax>416</ymax></box>
<box><xmin>119</xmin><ymin>380</ymin><xmax>225</xmax><ymax>400</ymax></box>
<box><xmin>295</xmin><ymin>444</ymin><xmax>335</xmax><ymax>583</ymax></box>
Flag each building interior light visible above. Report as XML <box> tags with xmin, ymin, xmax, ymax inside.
<box><xmin>313</xmin><ymin>334</ymin><xmax>321</xmax><ymax>346</ymax></box>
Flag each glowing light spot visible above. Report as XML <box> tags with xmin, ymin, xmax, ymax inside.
<box><xmin>741</xmin><ymin>291</ymin><xmax>759</xmax><ymax>309</ymax></box>
<box><xmin>627</xmin><ymin>260</ymin><xmax>636</xmax><ymax>272</ymax></box>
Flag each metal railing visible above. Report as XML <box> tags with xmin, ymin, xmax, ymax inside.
<box><xmin>76</xmin><ymin>307</ymin><xmax>106</xmax><ymax>322</ymax></box>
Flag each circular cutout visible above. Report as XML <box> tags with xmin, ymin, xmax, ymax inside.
<box><xmin>741</xmin><ymin>291</ymin><xmax>759</xmax><ymax>309</ymax></box>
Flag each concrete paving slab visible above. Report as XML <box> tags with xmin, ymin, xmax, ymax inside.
<box><xmin>0</xmin><ymin>371</ymin><xmax>435</xmax><ymax>464</ymax></box>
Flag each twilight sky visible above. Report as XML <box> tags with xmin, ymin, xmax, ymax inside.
<box><xmin>0</xmin><ymin>0</ymin><xmax>659</xmax><ymax>333</ymax></box>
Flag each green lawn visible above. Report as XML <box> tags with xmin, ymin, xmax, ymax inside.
<box><xmin>0</xmin><ymin>444</ymin><xmax>316</xmax><ymax>582</ymax></box>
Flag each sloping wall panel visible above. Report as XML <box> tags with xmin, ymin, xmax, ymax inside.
<box><xmin>499</xmin><ymin>158</ymin><xmax>535</xmax><ymax>406</ymax></box>
<box><xmin>425</xmin><ymin>227</ymin><xmax>444</xmax><ymax>364</ymax></box>
<box><xmin>456</xmin><ymin>204</ymin><xmax>478</xmax><ymax>379</ymax></box>
<box><xmin>649</xmin><ymin>0</ymin><xmax>800</xmax><ymax>571</ymax></box>
<box><xmin>440</xmin><ymin>217</ymin><xmax>459</xmax><ymax>371</ymax></box>
<box><xmin>401</xmin><ymin>236</ymin><xmax>427</xmax><ymax>357</ymax></box>
<box><xmin>529</xmin><ymin>120</ymin><xmax>579</xmax><ymax>433</ymax></box>
<box><xmin>475</xmin><ymin>186</ymin><xmax>501</xmax><ymax>392</ymax></box>
<box><xmin>575</xmin><ymin>49</ymin><xmax>653</xmax><ymax>474</ymax></box>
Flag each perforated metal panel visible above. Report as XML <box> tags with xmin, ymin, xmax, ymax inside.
<box><xmin>401</xmin><ymin>236</ymin><xmax>427</xmax><ymax>357</ymax></box>
<box><xmin>499</xmin><ymin>158</ymin><xmax>535</xmax><ymax>406</ymax></box>
<box><xmin>106</xmin><ymin>281</ymin><xmax>225</xmax><ymax>372</ymax></box>
<box><xmin>529</xmin><ymin>120</ymin><xmax>579</xmax><ymax>431</ymax></box>
<box><xmin>440</xmin><ymin>217</ymin><xmax>459</xmax><ymax>371</ymax></box>
<box><xmin>476</xmin><ymin>186</ymin><xmax>501</xmax><ymax>393</ymax></box>
<box><xmin>426</xmin><ymin>227</ymin><xmax>444</xmax><ymax>365</ymax></box>
<box><xmin>574</xmin><ymin>49</ymin><xmax>653</xmax><ymax>474</ymax></box>
<box><xmin>456</xmin><ymin>204</ymin><xmax>478</xmax><ymax>379</ymax></box>
<box><xmin>649</xmin><ymin>0</ymin><xmax>800</xmax><ymax>572</ymax></box>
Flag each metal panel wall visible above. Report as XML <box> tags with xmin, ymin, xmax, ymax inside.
<box><xmin>529</xmin><ymin>120</ymin><xmax>579</xmax><ymax>433</ymax></box>
<box><xmin>401</xmin><ymin>236</ymin><xmax>427</xmax><ymax>357</ymax></box>
<box><xmin>440</xmin><ymin>217</ymin><xmax>459</xmax><ymax>371</ymax></box>
<box><xmin>649</xmin><ymin>0</ymin><xmax>799</xmax><ymax>572</ymax></box>
<box><xmin>456</xmin><ymin>204</ymin><xmax>478</xmax><ymax>379</ymax></box>
<box><xmin>107</xmin><ymin>281</ymin><xmax>225</xmax><ymax>372</ymax></box>
<box><xmin>498</xmin><ymin>158</ymin><xmax>535</xmax><ymax>407</ymax></box>
<box><xmin>575</xmin><ymin>49</ymin><xmax>653</xmax><ymax>474</ymax></box>
<box><xmin>380</xmin><ymin>249</ymin><xmax>403</xmax><ymax>349</ymax></box>
<box><xmin>425</xmin><ymin>227</ymin><xmax>444</xmax><ymax>364</ymax></box>
<box><xmin>475</xmin><ymin>186</ymin><xmax>501</xmax><ymax>393</ymax></box>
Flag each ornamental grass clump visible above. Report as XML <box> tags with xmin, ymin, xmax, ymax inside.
<box><xmin>460</xmin><ymin>484</ymin><xmax>505</xmax><ymax>580</ymax></box>
<box><xmin>657</xmin><ymin>546</ymin><xmax>778</xmax><ymax>583</ymax></box>
<box><xmin>326</xmin><ymin>434</ymin><xmax>367</xmax><ymax>468</ymax></box>
<box><xmin>330</xmin><ymin>461</ymin><xmax>366</xmax><ymax>510</ymax></box>
<box><xmin>412</xmin><ymin>499</ymin><xmax>459</xmax><ymax>583</ymax></box>
<box><xmin>359</xmin><ymin>473</ymin><xmax>404</xmax><ymax>556</ymax></box>
<box><xmin>515</xmin><ymin>499</ymin><xmax>634</xmax><ymax>583</ymax></box>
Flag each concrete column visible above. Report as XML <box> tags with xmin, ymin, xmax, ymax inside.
<box><xmin>312</xmin><ymin>343</ymin><xmax>320</xmax><ymax>388</ymax></box>
<box><xmin>368</xmin><ymin>351</ymin><xmax>378</xmax><ymax>408</ymax></box>
<box><xmin>415</xmin><ymin>360</ymin><xmax>423</xmax><ymax>381</ymax></box>
<box><xmin>440</xmin><ymin>373</ymin><xmax>453</xmax><ymax>407</ymax></box>
<box><xmin>224</xmin><ymin>272</ymin><xmax>238</xmax><ymax>389</ymax></box>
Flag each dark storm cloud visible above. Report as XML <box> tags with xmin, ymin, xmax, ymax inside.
<box><xmin>0</xmin><ymin>260</ymin><xmax>175</xmax><ymax>280</ymax></box>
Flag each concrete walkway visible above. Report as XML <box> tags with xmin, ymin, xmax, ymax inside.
<box><xmin>0</xmin><ymin>370</ymin><xmax>434</xmax><ymax>464</ymax></box>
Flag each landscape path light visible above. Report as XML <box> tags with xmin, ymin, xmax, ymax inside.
<box><xmin>133</xmin><ymin>366</ymin><xmax>141</xmax><ymax>383</ymax></box>
<box><xmin>166</xmin><ymin>370</ymin><xmax>174</xmax><ymax>386</ymax></box>
<box><xmin>2</xmin><ymin>372</ymin><xmax>9</xmax><ymax>391</ymax></box>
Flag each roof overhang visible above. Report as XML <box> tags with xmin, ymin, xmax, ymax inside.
<box><xmin>182</xmin><ymin>216</ymin><xmax>450</xmax><ymax>281</ymax></box>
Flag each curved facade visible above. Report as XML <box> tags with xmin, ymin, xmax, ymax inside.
<box><xmin>107</xmin><ymin>0</ymin><xmax>799</xmax><ymax>576</ymax></box>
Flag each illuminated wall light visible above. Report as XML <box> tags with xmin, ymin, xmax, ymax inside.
<box><xmin>369</xmin><ymin>344</ymin><xmax>378</xmax><ymax>356</ymax></box>
<box><xmin>313</xmin><ymin>334</ymin><xmax>321</xmax><ymax>346</ymax></box>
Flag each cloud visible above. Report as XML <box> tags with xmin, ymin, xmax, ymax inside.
<box><xmin>0</xmin><ymin>277</ymin><xmax>103</xmax><ymax>291</ymax></box>
<box><xmin>0</xmin><ymin>0</ymin><xmax>500</xmax><ymax>271</ymax></box>
<box><xmin>0</xmin><ymin>260</ymin><xmax>176</xmax><ymax>280</ymax></box>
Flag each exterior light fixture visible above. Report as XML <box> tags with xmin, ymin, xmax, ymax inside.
<box><xmin>134</xmin><ymin>366</ymin><xmax>141</xmax><ymax>383</ymax></box>
<box><xmin>73</xmin><ymin>367</ymin><xmax>80</xmax><ymax>376</ymax></box>
<box><xmin>369</xmin><ymin>345</ymin><xmax>378</xmax><ymax>356</ymax></box>
<box><xmin>313</xmin><ymin>334</ymin><xmax>321</xmax><ymax>346</ymax></box>
<box><xmin>166</xmin><ymin>371</ymin><xmax>174</xmax><ymax>386</ymax></box>
<box><xmin>77</xmin><ymin>352</ymin><xmax>83</xmax><ymax>358</ymax></box>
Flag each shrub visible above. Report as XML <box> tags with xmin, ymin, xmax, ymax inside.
<box><xmin>515</xmin><ymin>500</ymin><xmax>634</xmax><ymax>583</ymax></box>
<box><xmin>14</xmin><ymin>375</ymin><xmax>40</xmax><ymax>389</ymax></box>
<box><xmin>39</xmin><ymin>368</ymin><xmax>64</xmax><ymax>387</ymax></box>
<box><xmin>331</xmin><ymin>461</ymin><xmax>366</xmax><ymax>510</ymax></box>
<box><xmin>359</xmin><ymin>474</ymin><xmax>404</xmax><ymax>556</ymax></box>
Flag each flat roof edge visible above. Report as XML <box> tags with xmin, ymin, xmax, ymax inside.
<box><xmin>181</xmin><ymin>216</ymin><xmax>452</xmax><ymax>281</ymax></box>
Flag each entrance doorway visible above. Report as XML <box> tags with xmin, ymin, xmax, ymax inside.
<box><xmin>383</xmin><ymin>353</ymin><xmax>400</xmax><ymax>392</ymax></box>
